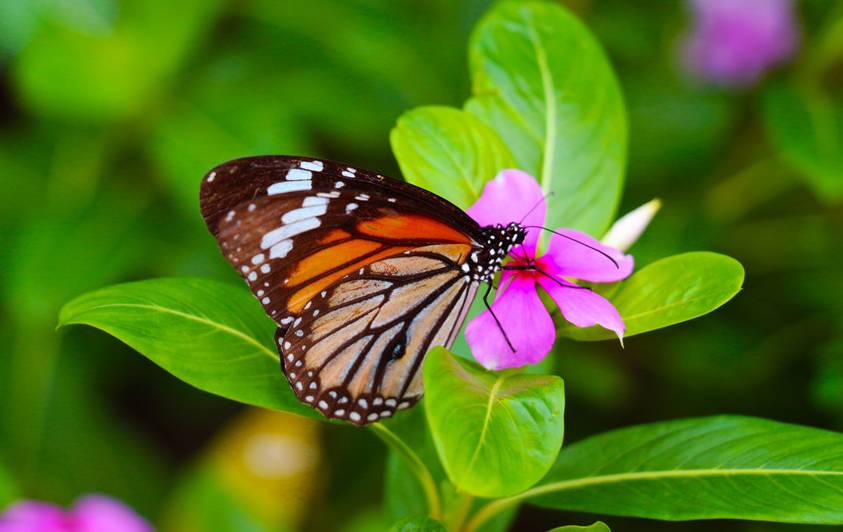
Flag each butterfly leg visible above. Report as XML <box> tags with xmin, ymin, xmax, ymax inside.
<box><xmin>482</xmin><ymin>281</ymin><xmax>517</xmax><ymax>353</ymax></box>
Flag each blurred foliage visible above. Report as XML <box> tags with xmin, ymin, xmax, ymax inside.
<box><xmin>1</xmin><ymin>0</ymin><xmax>842</xmax><ymax>530</ymax></box>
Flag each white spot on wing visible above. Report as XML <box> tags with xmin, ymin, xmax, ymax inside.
<box><xmin>269</xmin><ymin>239</ymin><xmax>294</xmax><ymax>258</ymax></box>
<box><xmin>268</xmin><ymin>181</ymin><xmax>311</xmax><ymax>195</ymax></box>
<box><xmin>282</xmin><ymin>205</ymin><xmax>327</xmax><ymax>224</ymax></box>
<box><xmin>251</xmin><ymin>253</ymin><xmax>265</xmax><ymax>265</ymax></box>
<box><xmin>206</xmin><ymin>171</ymin><xmax>216</xmax><ymax>182</ymax></box>
<box><xmin>300</xmin><ymin>160</ymin><xmax>323</xmax><ymax>171</ymax></box>
<box><xmin>262</xmin><ymin>218</ymin><xmax>321</xmax><ymax>248</ymax></box>
<box><xmin>345</xmin><ymin>203</ymin><xmax>358</xmax><ymax>213</ymax></box>
<box><xmin>303</xmin><ymin>196</ymin><xmax>329</xmax><ymax>206</ymax></box>
<box><xmin>286</xmin><ymin>168</ymin><xmax>312</xmax><ymax>180</ymax></box>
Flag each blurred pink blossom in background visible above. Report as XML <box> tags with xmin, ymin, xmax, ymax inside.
<box><xmin>0</xmin><ymin>495</ymin><xmax>151</xmax><ymax>532</ymax></box>
<box><xmin>682</xmin><ymin>0</ymin><xmax>799</xmax><ymax>87</ymax></box>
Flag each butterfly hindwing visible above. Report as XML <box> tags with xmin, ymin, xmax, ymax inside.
<box><xmin>278</xmin><ymin>244</ymin><xmax>479</xmax><ymax>425</ymax></box>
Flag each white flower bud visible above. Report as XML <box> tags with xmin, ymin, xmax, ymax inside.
<box><xmin>601</xmin><ymin>199</ymin><xmax>661</xmax><ymax>252</ymax></box>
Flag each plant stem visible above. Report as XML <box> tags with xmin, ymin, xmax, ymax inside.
<box><xmin>444</xmin><ymin>492</ymin><xmax>474</xmax><ymax>531</ymax></box>
<box><xmin>463</xmin><ymin>496</ymin><xmax>521</xmax><ymax>532</ymax></box>
<box><xmin>369</xmin><ymin>423</ymin><xmax>442</xmax><ymax>520</ymax></box>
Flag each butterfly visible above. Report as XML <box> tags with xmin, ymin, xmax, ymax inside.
<box><xmin>200</xmin><ymin>156</ymin><xmax>525</xmax><ymax>425</ymax></box>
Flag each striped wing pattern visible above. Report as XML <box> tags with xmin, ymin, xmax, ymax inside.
<box><xmin>279</xmin><ymin>244</ymin><xmax>478</xmax><ymax>424</ymax></box>
<box><xmin>200</xmin><ymin>156</ymin><xmax>485</xmax><ymax>424</ymax></box>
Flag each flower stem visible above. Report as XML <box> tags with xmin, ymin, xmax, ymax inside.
<box><xmin>369</xmin><ymin>423</ymin><xmax>442</xmax><ymax>520</ymax></box>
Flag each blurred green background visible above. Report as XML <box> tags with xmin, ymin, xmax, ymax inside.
<box><xmin>1</xmin><ymin>0</ymin><xmax>842</xmax><ymax>530</ymax></box>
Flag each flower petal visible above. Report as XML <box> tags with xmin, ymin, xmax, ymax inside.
<box><xmin>544</xmin><ymin>228</ymin><xmax>633</xmax><ymax>283</ymax></box>
<box><xmin>466</xmin><ymin>169</ymin><xmax>545</xmax><ymax>253</ymax></box>
<box><xmin>465</xmin><ymin>276</ymin><xmax>555</xmax><ymax>370</ymax></box>
<box><xmin>601</xmin><ymin>199</ymin><xmax>661</xmax><ymax>252</ymax></box>
<box><xmin>539</xmin><ymin>277</ymin><xmax>625</xmax><ymax>340</ymax></box>
<box><xmin>72</xmin><ymin>495</ymin><xmax>151</xmax><ymax>532</ymax></box>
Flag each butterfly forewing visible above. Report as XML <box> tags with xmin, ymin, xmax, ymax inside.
<box><xmin>200</xmin><ymin>156</ymin><xmax>481</xmax><ymax>333</ymax></box>
<box><xmin>200</xmin><ymin>156</ymin><xmax>486</xmax><ymax>424</ymax></box>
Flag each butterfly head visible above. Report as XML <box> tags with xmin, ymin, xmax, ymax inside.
<box><xmin>467</xmin><ymin>222</ymin><xmax>527</xmax><ymax>283</ymax></box>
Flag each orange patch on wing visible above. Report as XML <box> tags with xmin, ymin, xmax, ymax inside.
<box><xmin>357</xmin><ymin>215</ymin><xmax>469</xmax><ymax>244</ymax></box>
<box><xmin>287</xmin><ymin>247</ymin><xmax>411</xmax><ymax>313</ymax></box>
<box><xmin>289</xmin><ymin>239</ymin><xmax>381</xmax><ymax>286</ymax></box>
<box><xmin>320</xmin><ymin>229</ymin><xmax>351</xmax><ymax>244</ymax></box>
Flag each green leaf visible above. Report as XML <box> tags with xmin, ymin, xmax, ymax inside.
<box><xmin>390</xmin><ymin>106</ymin><xmax>515</xmax><ymax>209</ymax></box>
<box><xmin>58</xmin><ymin>278</ymin><xmax>317</xmax><ymax>419</ymax></box>
<box><xmin>548</xmin><ymin>522</ymin><xmax>610</xmax><ymax>532</ymax></box>
<box><xmin>388</xmin><ymin>516</ymin><xmax>446</xmax><ymax>532</ymax></box>
<box><xmin>423</xmin><ymin>347</ymin><xmax>564</xmax><ymax>498</ymax></box>
<box><xmin>762</xmin><ymin>81</ymin><xmax>843</xmax><ymax>201</ymax></box>
<box><xmin>466</xmin><ymin>1</ymin><xmax>626</xmax><ymax>235</ymax></box>
<box><xmin>529</xmin><ymin>416</ymin><xmax>843</xmax><ymax>523</ymax></box>
<box><xmin>558</xmin><ymin>252</ymin><xmax>744</xmax><ymax>341</ymax></box>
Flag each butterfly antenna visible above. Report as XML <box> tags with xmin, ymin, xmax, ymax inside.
<box><xmin>522</xmin><ymin>226</ymin><xmax>620</xmax><ymax>269</ymax></box>
<box><xmin>482</xmin><ymin>282</ymin><xmax>516</xmax><ymax>353</ymax></box>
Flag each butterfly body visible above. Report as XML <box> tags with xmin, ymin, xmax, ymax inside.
<box><xmin>200</xmin><ymin>156</ymin><xmax>523</xmax><ymax>424</ymax></box>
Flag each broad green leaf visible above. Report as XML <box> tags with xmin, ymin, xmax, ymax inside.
<box><xmin>388</xmin><ymin>516</ymin><xmax>446</xmax><ymax>532</ymax></box>
<box><xmin>558</xmin><ymin>252</ymin><xmax>744</xmax><ymax>341</ymax></box>
<box><xmin>58</xmin><ymin>278</ymin><xmax>317</xmax><ymax>419</ymax></box>
<box><xmin>530</xmin><ymin>416</ymin><xmax>843</xmax><ymax>523</ymax></box>
<box><xmin>763</xmin><ymin>82</ymin><xmax>843</xmax><ymax>201</ymax></box>
<box><xmin>390</xmin><ymin>106</ymin><xmax>515</xmax><ymax>209</ymax></box>
<box><xmin>548</xmin><ymin>522</ymin><xmax>610</xmax><ymax>532</ymax></box>
<box><xmin>466</xmin><ymin>1</ymin><xmax>626</xmax><ymax>235</ymax></box>
<box><xmin>423</xmin><ymin>347</ymin><xmax>564</xmax><ymax>498</ymax></box>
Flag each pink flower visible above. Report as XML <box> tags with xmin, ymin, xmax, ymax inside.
<box><xmin>682</xmin><ymin>0</ymin><xmax>799</xmax><ymax>87</ymax></box>
<box><xmin>465</xmin><ymin>170</ymin><xmax>633</xmax><ymax>370</ymax></box>
<box><xmin>0</xmin><ymin>495</ymin><xmax>151</xmax><ymax>532</ymax></box>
